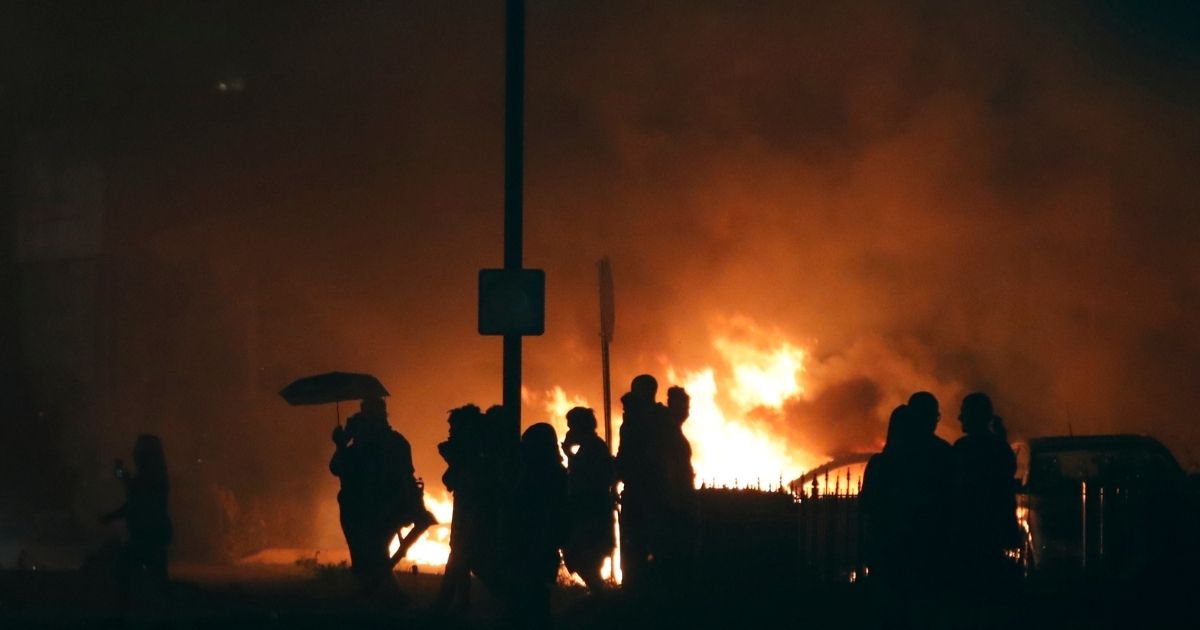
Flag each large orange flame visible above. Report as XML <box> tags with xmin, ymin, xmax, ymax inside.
<box><xmin>386</xmin><ymin>319</ymin><xmax>825</xmax><ymax>572</ymax></box>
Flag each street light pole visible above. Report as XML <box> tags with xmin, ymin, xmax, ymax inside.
<box><xmin>503</xmin><ymin>0</ymin><xmax>525</xmax><ymax>442</ymax></box>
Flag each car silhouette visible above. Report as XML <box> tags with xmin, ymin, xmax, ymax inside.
<box><xmin>1013</xmin><ymin>434</ymin><xmax>1195</xmax><ymax>578</ymax></box>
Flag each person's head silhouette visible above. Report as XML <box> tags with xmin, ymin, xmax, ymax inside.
<box><xmin>566</xmin><ymin>407</ymin><xmax>598</xmax><ymax>434</ymax></box>
<box><xmin>667</xmin><ymin>386</ymin><xmax>690</xmax><ymax>424</ymax></box>
<box><xmin>630</xmin><ymin>374</ymin><xmax>658</xmax><ymax>403</ymax></box>
<box><xmin>357</xmin><ymin>397</ymin><xmax>389</xmax><ymax>439</ymax></box>
<box><xmin>884</xmin><ymin>404</ymin><xmax>914</xmax><ymax>452</ymax></box>
<box><xmin>958</xmin><ymin>392</ymin><xmax>995</xmax><ymax>436</ymax></box>
<box><xmin>522</xmin><ymin>422</ymin><xmax>563</xmax><ymax>466</ymax></box>
<box><xmin>361</xmin><ymin>396</ymin><xmax>386</xmax><ymax>417</ymax></box>
<box><xmin>448</xmin><ymin>404</ymin><xmax>482</xmax><ymax>440</ymax></box>
<box><xmin>907</xmin><ymin>391</ymin><xmax>940</xmax><ymax>435</ymax></box>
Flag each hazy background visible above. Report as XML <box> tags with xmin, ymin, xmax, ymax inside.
<box><xmin>2</xmin><ymin>0</ymin><xmax>1198</xmax><ymax>559</ymax></box>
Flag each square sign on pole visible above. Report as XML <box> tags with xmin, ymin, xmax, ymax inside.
<box><xmin>479</xmin><ymin>268</ymin><xmax>545</xmax><ymax>336</ymax></box>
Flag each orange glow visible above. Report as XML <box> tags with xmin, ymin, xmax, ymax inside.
<box><xmin>546</xmin><ymin>319</ymin><xmax>822</xmax><ymax>489</ymax></box>
<box><xmin>378</xmin><ymin>320</ymin><xmax>827</xmax><ymax>574</ymax></box>
<box><xmin>545</xmin><ymin>386</ymin><xmax>590</xmax><ymax>441</ymax></box>
<box><xmin>714</xmin><ymin>326</ymin><xmax>807</xmax><ymax>410</ymax></box>
<box><xmin>677</xmin><ymin>322</ymin><xmax>822</xmax><ymax>487</ymax></box>
<box><xmin>388</xmin><ymin>490</ymin><xmax>454</xmax><ymax>570</ymax></box>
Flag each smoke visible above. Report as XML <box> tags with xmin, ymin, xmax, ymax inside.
<box><xmin>783</xmin><ymin>377</ymin><xmax>883</xmax><ymax>457</ymax></box>
<box><xmin>521</xmin><ymin>0</ymin><xmax>1200</xmax><ymax>461</ymax></box>
<box><xmin>6</xmin><ymin>0</ymin><xmax>1200</xmax><ymax>558</ymax></box>
<box><xmin>778</xmin><ymin>336</ymin><xmax>965</xmax><ymax>456</ymax></box>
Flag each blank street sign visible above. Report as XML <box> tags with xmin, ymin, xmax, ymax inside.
<box><xmin>478</xmin><ymin>268</ymin><xmax>545</xmax><ymax>336</ymax></box>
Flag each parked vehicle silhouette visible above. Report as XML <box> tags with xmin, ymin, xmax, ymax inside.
<box><xmin>1014</xmin><ymin>434</ymin><xmax>1192</xmax><ymax>578</ymax></box>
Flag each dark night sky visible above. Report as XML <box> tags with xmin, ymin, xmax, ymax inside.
<box><xmin>2</xmin><ymin>1</ymin><xmax>1199</xmax><ymax>555</ymax></box>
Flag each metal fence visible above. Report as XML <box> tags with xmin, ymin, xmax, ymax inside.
<box><xmin>796</xmin><ymin>479</ymin><xmax>866</xmax><ymax>582</ymax></box>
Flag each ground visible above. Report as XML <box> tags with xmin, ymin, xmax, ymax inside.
<box><xmin>0</xmin><ymin>562</ymin><xmax>1195</xmax><ymax>629</ymax></box>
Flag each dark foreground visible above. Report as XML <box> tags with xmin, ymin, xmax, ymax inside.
<box><xmin>1</xmin><ymin>564</ymin><xmax>1196</xmax><ymax>630</ymax></box>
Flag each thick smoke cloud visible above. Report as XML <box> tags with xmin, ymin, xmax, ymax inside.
<box><xmin>5</xmin><ymin>0</ymin><xmax>1200</xmax><ymax>557</ymax></box>
<box><xmin>779</xmin><ymin>337</ymin><xmax>964</xmax><ymax>457</ymax></box>
<box><xmin>522</xmin><ymin>1</ymin><xmax>1200</xmax><ymax>461</ymax></box>
<box><xmin>783</xmin><ymin>377</ymin><xmax>883</xmax><ymax>457</ymax></box>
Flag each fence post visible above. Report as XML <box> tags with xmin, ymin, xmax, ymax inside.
<box><xmin>1081</xmin><ymin>481</ymin><xmax>1088</xmax><ymax>570</ymax></box>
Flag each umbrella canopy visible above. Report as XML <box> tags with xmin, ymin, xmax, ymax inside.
<box><xmin>279</xmin><ymin>372</ymin><xmax>390</xmax><ymax>406</ymax></box>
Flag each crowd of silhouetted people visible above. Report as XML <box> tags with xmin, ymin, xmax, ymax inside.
<box><xmin>423</xmin><ymin>374</ymin><xmax>695</xmax><ymax>627</ymax></box>
<box><xmin>91</xmin><ymin>382</ymin><xmax>1025</xmax><ymax>627</ymax></box>
<box><xmin>860</xmin><ymin>391</ymin><xmax>1019</xmax><ymax>627</ymax></box>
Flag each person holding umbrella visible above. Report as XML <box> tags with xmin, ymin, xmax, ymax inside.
<box><xmin>330</xmin><ymin>396</ymin><xmax>435</xmax><ymax>595</ymax></box>
<box><xmin>281</xmin><ymin>372</ymin><xmax>434</xmax><ymax>595</ymax></box>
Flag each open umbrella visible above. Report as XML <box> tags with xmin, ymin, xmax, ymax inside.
<box><xmin>279</xmin><ymin>372</ymin><xmax>389</xmax><ymax>424</ymax></box>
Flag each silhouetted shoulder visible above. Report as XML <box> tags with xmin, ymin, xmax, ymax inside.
<box><xmin>925</xmin><ymin>435</ymin><xmax>954</xmax><ymax>461</ymax></box>
<box><xmin>953</xmin><ymin>433</ymin><xmax>1018</xmax><ymax>482</ymax></box>
<box><xmin>860</xmin><ymin>452</ymin><xmax>887</xmax><ymax>500</ymax></box>
<box><xmin>953</xmin><ymin>432</ymin><xmax>1007</xmax><ymax>452</ymax></box>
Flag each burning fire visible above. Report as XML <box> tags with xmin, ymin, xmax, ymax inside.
<box><xmin>542</xmin><ymin>320</ymin><xmax>822</xmax><ymax>488</ymax></box>
<box><xmin>385</xmin><ymin>318</ymin><xmax>826</xmax><ymax>572</ymax></box>
<box><xmin>388</xmin><ymin>491</ymin><xmax>454</xmax><ymax>569</ymax></box>
<box><xmin>673</xmin><ymin>321</ymin><xmax>822</xmax><ymax>487</ymax></box>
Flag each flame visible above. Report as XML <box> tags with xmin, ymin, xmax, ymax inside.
<box><xmin>713</xmin><ymin>331</ymin><xmax>807</xmax><ymax>410</ymax></box>
<box><xmin>379</xmin><ymin>319</ymin><xmax>826</xmax><ymax>575</ymax></box>
<box><xmin>388</xmin><ymin>490</ymin><xmax>454</xmax><ymax>569</ymax></box>
<box><xmin>382</xmin><ymin>388</ymin><xmax>594</xmax><ymax>574</ymax></box>
<box><xmin>544</xmin><ymin>320</ymin><xmax>821</xmax><ymax>488</ymax></box>
<box><xmin>673</xmin><ymin>367</ymin><xmax>812</xmax><ymax>488</ymax></box>
<box><xmin>545</xmin><ymin>386</ymin><xmax>590</xmax><ymax>440</ymax></box>
<box><xmin>676</xmin><ymin>323</ymin><xmax>821</xmax><ymax>487</ymax></box>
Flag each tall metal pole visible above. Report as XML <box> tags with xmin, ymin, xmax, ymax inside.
<box><xmin>597</xmin><ymin>257</ymin><xmax>616</xmax><ymax>584</ymax></box>
<box><xmin>598</xmin><ymin>258</ymin><xmax>615</xmax><ymax>451</ymax></box>
<box><xmin>600</xmin><ymin>342</ymin><xmax>612</xmax><ymax>447</ymax></box>
<box><xmin>503</xmin><ymin>0</ymin><xmax>525</xmax><ymax>442</ymax></box>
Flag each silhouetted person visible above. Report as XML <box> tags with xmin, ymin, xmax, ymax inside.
<box><xmin>663</xmin><ymin>386</ymin><xmax>696</xmax><ymax>503</ymax></box>
<box><xmin>904</xmin><ymin>391</ymin><xmax>956</xmax><ymax>582</ymax></box>
<box><xmin>511</xmin><ymin>423</ymin><xmax>569</xmax><ymax>629</ymax></box>
<box><xmin>101</xmin><ymin>434</ymin><xmax>172</xmax><ymax>588</ymax></box>
<box><xmin>437</xmin><ymin>404</ymin><xmax>485</xmax><ymax>610</ymax></box>
<box><xmin>657</xmin><ymin>386</ymin><xmax>697</xmax><ymax>593</ymax></box>
<box><xmin>330</xmin><ymin>411</ymin><xmax>366</xmax><ymax>574</ymax></box>
<box><xmin>953</xmin><ymin>392</ymin><xmax>1019</xmax><ymax>589</ymax></box>
<box><xmin>330</xmin><ymin>397</ymin><xmax>432</xmax><ymax>595</ymax></box>
<box><xmin>861</xmin><ymin>400</ymin><xmax>954</xmax><ymax>628</ymax></box>
<box><xmin>907</xmin><ymin>391</ymin><xmax>952</xmax><ymax>454</ymax></box>
<box><xmin>614</xmin><ymin>374</ymin><xmax>669</xmax><ymax>590</ymax></box>
<box><xmin>861</xmin><ymin>405</ymin><xmax>918</xmax><ymax>589</ymax></box>
<box><xmin>467</xmin><ymin>404</ymin><xmax>516</xmax><ymax>593</ymax></box>
<box><xmin>561</xmin><ymin>407</ymin><xmax>615</xmax><ymax>593</ymax></box>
